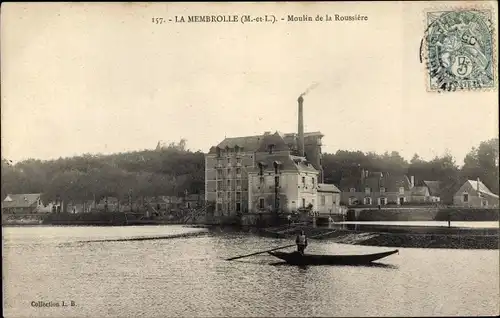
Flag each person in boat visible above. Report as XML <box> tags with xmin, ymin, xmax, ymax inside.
<box><xmin>295</xmin><ymin>230</ymin><xmax>308</xmax><ymax>255</ymax></box>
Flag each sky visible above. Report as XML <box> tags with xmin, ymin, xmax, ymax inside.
<box><xmin>1</xmin><ymin>2</ymin><xmax>498</xmax><ymax>165</ymax></box>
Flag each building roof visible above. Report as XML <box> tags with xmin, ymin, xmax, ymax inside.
<box><xmin>210</xmin><ymin>131</ymin><xmax>323</xmax><ymax>154</ymax></box>
<box><xmin>2</xmin><ymin>193</ymin><xmax>41</xmax><ymax>208</ymax></box>
<box><xmin>216</xmin><ymin>135</ymin><xmax>264</xmax><ymax>152</ymax></box>
<box><xmin>423</xmin><ymin>181</ymin><xmax>441</xmax><ymax>196</ymax></box>
<box><xmin>256</xmin><ymin>132</ymin><xmax>290</xmax><ymax>153</ymax></box>
<box><xmin>248</xmin><ymin>153</ymin><xmax>318</xmax><ymax>174</ymax></box>
<box><xmin>340</xmin><ymin>172</ymin><xmax>412</xmax><ymax>192</ymax></box>
<box><xmin>317</xmin><ymin>184</ymin><xmax>340</xmax><ymax>193</ymax></box>
<box><xmin>466</xmin><ymin>180</ymin><xmax>499</xmax><ymax>198</ymax></box>
<box><xmin>339</xmin><ymin>176</ymin><xmax>361</xmax><ymax>192</ymax></box>
<box><xmin>411</xmin><ymin>186</ymin><xmax>430</xmax><ymax>196</ymax></box>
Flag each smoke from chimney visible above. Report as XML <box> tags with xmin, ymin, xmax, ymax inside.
<box><xmin>297</xmin><ymin>95</ymin><xmax>305</xmax><ymax>157</ymax></box>
<box><xmin>300</xmin><ymin>82</ymin><xmax>320</xmax><ymax>97</ymax></box>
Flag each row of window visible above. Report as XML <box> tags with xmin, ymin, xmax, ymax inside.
<box><xmin>217</xmin><ymin>157</ymin><xmax>243</xmax><ymax>164</ymax></box>
<box><xmin>217</xmin><ymin>180</ymin><xmax>243</xmax><ymax>188</ymax></box>
<box><xmin>217</xmin><ymin>191</ymin><xmax>243</xmax><ymax>200</ymax></box>
<box><xmin>348</xmin><ymin>197</ymin><xmax>406</xmax><ymax>205</ymax></box>
<box><xmin>350</xmin><ymin>187</ymin><xmax>405</xmax><ymax>194</ymax></box>
<box><xmin>302</xmin><ymin>176</ymin><xmax>316</xmax><ymax>186</ymax></box>
<box><xmin>216</xmin><ymin>202</ymin><xmax>242</xmax><ymax>213</ymax></box>
<box><xmin>217</xmin><ymin>167</ymin><xmax>243</xmax><ymax>176</ymax></box>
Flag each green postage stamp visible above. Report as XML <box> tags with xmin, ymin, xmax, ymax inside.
<box><xmin>423</xmin><ymin>8</ymin><xmax>496</xmax><ymax>92</ymax></box>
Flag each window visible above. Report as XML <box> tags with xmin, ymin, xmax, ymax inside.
<box><xmin>227</xmin><ymin>158</ymin><xmax>230</xmax><ymax>163</ymax></box>
<box><xmin>380</xmin><ymin>197</ymin><xmax>387</xmax><ymax>205</ymax></box>
<box><xmin>227</xmin><ymin>180</ymin><xmax>231</xmax><ymax>186</ymax></box>
<box><xmin>217</xmin><ymin>169</ymin><xmax>224</xmax><ymax>178</ymax></box>
<box><xmin>302</xmin><ymin>177</ymin><xmax>306</xmax><ymax>185</ymax></box>
<box><xmin>227</xmin><ymin>192</ymin><xmax>231</xmax><ymax>199</ymax></box>
<box><xmin>236</xmin><ymin>192</ymin><xmax>241</xmax><ymax>201</ymax></box>
<box><xmin>217</xmin><ymin>181</ymin><xmax>223</xmax><ymax>190</ymax></box>
<box><xmin>236</xmin><ymin>158</ymin><xmax>241</xmax><ymax>164</ymax></box>
<box><xmin>217</xmin><ymin>203</ymin><xmax>222</xmax><ymax>212</ymax></box>
<box><xmin>236</xmin><ymin>179</ymin><xmax>241</xmax><ymax>187</ymax></box>
<box><xmin>380</xmin><ymin>187</ymin><xmax>385</xmax><ymax>193</ymax></box>
<box><xmin>463</xmin><ymin>193</ymin><xmax>469</xmax><ymax>202</ymax></box>
<box><xmin>302</xmin><ymin>198</ymin><xmax>306</xmax><ymax>208</ymax></box>
<box><xmin>364</xmin><ymin>197</ymin><xmax>372</xmax><ymax>205</ymax></box>
<box><xmin>348</xmin><ymin>197</ymin><xmax>356</xmax><ymax>205</ymax></box>
<box><xmin>236</xmin><ymin>168</ymin><xmax>241</xmax><ymax>174</ymax></box>
<box><xmin>312</xmin><ymin>177</ymin><xmax>315</xmax><ymax>187</ymax></box>
<box><xmin>259</xmin><ymin>198</ymin><xmax>265</xmax><ymax>209</ymax></box>
<box><xmin>365</xmin><ymin>187</ymin><xmax>370</xmax><ymax>194</ymax></box>
<box><xmin>236</xmin><ymin>202</ymin><xmax>241</xmax><ymax>212</ymax></box>
<box><xmin>321</xmin><ymin>195</ymin><xmax>326</xmax><ymax>206</ymax></box>
<box><xmin>227</xmin><ymin>168</ymin><xmax>231</xmax><ymax>174</ymax></box>
<box><xmin>350</xmin><ymin>188</ymin><xmax>356</xmax><ymax>193</ymax></box>
<box><xmin>268</xmin><ymin>144</ymin><xmax>275</xmax><ymax>154</ymax></box>
<box><xmin>399</xmin><ymin>187</ymin><xmax>405</xmax><ymax>194</ymax></box>
<box><xmin>217</xmin><ymin>192</ymin><xmax>222</xmax><ymax>198</ymax></box>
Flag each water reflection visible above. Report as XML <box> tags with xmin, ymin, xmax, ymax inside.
<box><xmin>3</xmin><ymin>225</ymin><xmax>499</xmax><ymax>317</ymax></box>
<box><xmin>269</xmin><ymin>261</ymin><xmax>398</xmax><ymax>269</ymax></box>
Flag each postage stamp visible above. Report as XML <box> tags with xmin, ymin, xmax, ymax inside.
<box><xmin>422</xmin><ymin>8</ymin><xmax>496</xmax><ymax>92</ymax></box>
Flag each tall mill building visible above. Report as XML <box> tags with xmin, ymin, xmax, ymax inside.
<box><xmin>205</xmin><ymin>96</ymin><xmax>339</xmax><ymax>219</ymax></box>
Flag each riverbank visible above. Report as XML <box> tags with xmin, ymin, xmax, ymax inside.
<box><xmin>244</xmin><ymin>225</ymin><xmax>500</xmax><ymax>250</ymax></box>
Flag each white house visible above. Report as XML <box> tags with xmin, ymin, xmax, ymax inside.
<box><xmin>453</xmin><ymin>178</ymin><xmax>499</xmax><ymax>208</ymax></box>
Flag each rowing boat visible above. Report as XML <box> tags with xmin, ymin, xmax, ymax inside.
<box><xmin>268</xmin><ymin>249</ymin><xmax>398</xmax><ymax>265</ymax></box>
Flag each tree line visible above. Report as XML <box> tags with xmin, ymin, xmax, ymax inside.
<box><xmin>1</xmin><ymin>140</ymin><xmax>204</xmax><ymax>204</ymax></box>
<box><xmin>1</xmin><ymin>138</ymin><xmax>498</xmax><ymax>205</ymax></box>
<box><xmin>322</xmin><ymin>138</ymin><xmax>498</xmax><ymax>203</ymax></box>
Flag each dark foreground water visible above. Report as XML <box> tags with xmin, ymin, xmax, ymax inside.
<box><xmin>3</xmin><ymin>225</ymin><xmax>499</xmax><ymax>317</ymax></box>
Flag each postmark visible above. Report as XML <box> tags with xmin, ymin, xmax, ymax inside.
<box><xmin>421</xmin><ymin>8</ymin><xmax>496</xmax><ymax>92</ymax></box>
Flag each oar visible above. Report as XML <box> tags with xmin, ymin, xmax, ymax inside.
<box><xmin>225</xmin><ymin>244</ymin><xmax>296</xmax><ymax>261</ymax></box>
<box><xmin>225</xmin><ymin>230</ymin><xmax>336</xmax><ymax>261</ymax></box>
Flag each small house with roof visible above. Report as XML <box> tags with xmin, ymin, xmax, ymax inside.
<box><xmin>316</xmin><ymin>183</ymin><xmax>342</xmax><ymax>215</ymax></box>
<box><xmin>453</xmin><ymin>178</ymin><xmax>499</xmax><ymax>208</ymax></box>
<box><xmin>2</xmin><ymin>193</ymin><xmax>47</xmax><ymax>214</ymax></box>
<box><xmin>410</xmin><ymin>180</ymin><xmax>441</xmax><ymax>203</ymax></box>
<box><xmin>340</xmin><ymin>169</ymin><xmax>414</xmax><ymax>206</ymax></box>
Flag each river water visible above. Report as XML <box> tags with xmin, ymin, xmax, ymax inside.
<box><xmin>3</xmin><ymin>225</ymin><xmax>499</xmax><ymax>317</ymax></box>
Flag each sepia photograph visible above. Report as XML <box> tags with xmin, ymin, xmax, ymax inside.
<box><xmin>1</xmin><ymin>1</ymin><xmax>499</xmax><ymax>317</ymax></box>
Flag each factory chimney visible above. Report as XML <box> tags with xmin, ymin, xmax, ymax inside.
<box><xmin>298</xmin><ymin>95</ymin><xmax>305</xmax><ymax>157</ymax></box>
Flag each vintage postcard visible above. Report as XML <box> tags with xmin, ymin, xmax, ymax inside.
<box><xmin>1</xmin><ymin>2</ymin><xmax>498</xmax><ymax>318</ymax></box>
